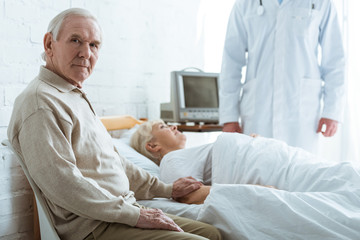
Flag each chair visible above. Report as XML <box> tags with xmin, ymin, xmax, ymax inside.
<box><xmin>2</xmin><ymin>139</ymin><xmax>61</xmax><ymax>240</ymax></box>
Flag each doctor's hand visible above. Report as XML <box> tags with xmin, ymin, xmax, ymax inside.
<box><xmin>223</xmin><ymin>122</ymin><xmax>243</xmax><ymax>133</ymax></box>
<box><xmin>172</xmin><ymin>176</ymin><xmax>203</xmax><ymax>199</ymax></box>
<box><xmin>250</xmin><ymin>133</ymin><xmax>260</xmax><ymax>138</ymax></box>
<box><xmin>136</xmin><ymin>208</ymin><xmax>183</xmax><ymax>232</ymax></box>
<box><xmin>317</xmin><ymin>118</ymin><xmax>338</xmax><ymax>137</ymax></box>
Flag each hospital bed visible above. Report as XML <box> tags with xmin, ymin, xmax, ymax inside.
<box><xmin>104</xmin><ymin>115</ymin><xmax>360</xmax><ymax>240</ymax></box>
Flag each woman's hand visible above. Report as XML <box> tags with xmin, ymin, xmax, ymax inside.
<box><xmin>175</xmin><ymin>186</ymin><xmax>211</xmax><ymax>204</ymax></box>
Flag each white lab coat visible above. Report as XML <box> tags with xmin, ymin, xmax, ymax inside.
<box><xmin>219</xmin><ymin>0</ymin><xmax>345</xmax><ymax>153</ymax></box>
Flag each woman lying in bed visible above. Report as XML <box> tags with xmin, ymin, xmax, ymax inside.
<box><xmin>130</xmin><ymin>120</ymin><xmax>360</xmax><ymax>204</ymax></box>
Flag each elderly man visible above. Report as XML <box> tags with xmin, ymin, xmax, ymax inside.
<box><xmin>7</xmin><ymin>8</ymin><xmax>221</xmax><ymax>240</ymax></box>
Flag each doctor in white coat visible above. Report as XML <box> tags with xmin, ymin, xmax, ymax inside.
<box><xmin>219</xmin><ymin>0</ymin><xmax>345</xmax><ymax>153</ymax></box>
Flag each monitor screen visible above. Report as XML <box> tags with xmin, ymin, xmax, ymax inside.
<box><xmin>182</xmin><ymin>75</ymin><xmax>219</xmax><ymax>108</ymax></box>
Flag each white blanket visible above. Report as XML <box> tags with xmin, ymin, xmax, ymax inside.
<box><xmin>197</xmin><ymin>133</ymin><xmax>360</xmax><ymax>240</ymax></box>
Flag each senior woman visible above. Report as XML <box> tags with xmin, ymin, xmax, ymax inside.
<box><xmin>130</xmin><ymin>119</ymin><xmax>360</xmax><ymax>202</ymax></box>
<box><xmin>130</xmin><ymin>120</ymin><xmax>360</xmax><ymax>239</ymax></box>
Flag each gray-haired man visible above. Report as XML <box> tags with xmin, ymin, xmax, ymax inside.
<box><xmin>7</xmin><ymin>8</ymin><xmax>221</xmax><ymax>240</ymax></box>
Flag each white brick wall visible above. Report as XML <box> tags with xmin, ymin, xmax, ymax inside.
<box><xmin>0</xmin><ymin>0</ymin><xmax>233</xmax><ymax>238</ymax></box>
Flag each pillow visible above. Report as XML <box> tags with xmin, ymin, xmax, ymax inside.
<box><xmin>118</xmin><ymin>124</ymin><xmax>140</xmax><ymax>145</ymax></box>
<box><xmin>112</xmin><ymin>128</ymin><xmax>160</xmax><ymax>178</ymax></box>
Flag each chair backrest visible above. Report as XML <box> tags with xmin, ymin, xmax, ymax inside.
<box><xmin>2</xmin><ymin>139</ymin><xmax>60</xmax><ymax>240</ymax></box>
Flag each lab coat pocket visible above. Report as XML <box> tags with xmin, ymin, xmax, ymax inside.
<box><xmin>300</xmin><ymin>78</ymin><xmax>323</xmax><ymax>119</ymax></box>
<box><xmin>287</xmin><ymin>8</ymin><xmax>313</xmax><ymax>36</ymax></box>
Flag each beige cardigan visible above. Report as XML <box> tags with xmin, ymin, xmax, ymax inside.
<box><xmin>7</xmin><ymin>66</ymin><xmax>172</xmax><ymax>240</ymax></box>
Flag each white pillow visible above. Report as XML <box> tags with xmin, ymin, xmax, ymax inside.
<box><xmin>118</xmin><ymin>124</ymin><xmax>140</xmax><ymax>145</ymax></box>
<box><xmin>112</xmin><ymin>127</ymin><xmax>160</xmax><ymax>178</ymax></box>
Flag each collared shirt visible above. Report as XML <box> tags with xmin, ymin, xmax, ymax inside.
<box><xmin>7</xmin><ymin>66</ymin><xmax>172</xmax><ymax>240</ymax></box>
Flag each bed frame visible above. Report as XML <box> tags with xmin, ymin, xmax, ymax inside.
<box><xmin>31</xmin><ymin>115</ymin><xmax>143</xmax><ymax>240</ymax></box>
<box><xmin>100</xmin><ymin>115</ymin><xmax>143</xmax><ymax>131</ymax></box>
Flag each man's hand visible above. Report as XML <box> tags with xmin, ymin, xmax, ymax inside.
<box><xmin>135</xmin><ymin>208</ymin><xmax>183</xmax><ymax>232</ymax></box>
<box><xmin>316</xmin><ymin>118</ymin><xmax>338</xmax><ymax>137</ymax></box>
<box><xmin>172</xmin><ymin>176</ymin><xmax>203</xmax><ymax>199</ymax></box>
<box><xmin>223</xmin><ymin>122</ymin><xmax>242</xmax><ymax>133</ymax></box>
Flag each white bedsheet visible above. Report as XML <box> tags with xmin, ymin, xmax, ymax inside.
<box><xmin>140</xmin><ymin>133</ymin><xmax>360</xmax><ymax>239</ymax></box>
<box><xmin>198</xmin><ymin>133</ymin><xmax>360</xmax><ymax>239</ymax></box>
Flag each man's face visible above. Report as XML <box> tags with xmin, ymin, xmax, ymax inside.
<box><xmin>45</xmin><ymin>15</ymin><xmax>101</xmax><ymax>87</ymax></box>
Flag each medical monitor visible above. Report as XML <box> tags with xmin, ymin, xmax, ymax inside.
<box><xmin>160</xmin><ymin>70</ymin><xmax>219</xmax><ymax>123</ymax></box>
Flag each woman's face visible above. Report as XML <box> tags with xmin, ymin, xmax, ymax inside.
<box><xmin>151</xmin><ymin>123</ymin><xmax>186</xmax><ymax>151</ymax></box>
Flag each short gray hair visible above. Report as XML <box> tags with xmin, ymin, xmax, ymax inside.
<box><xmin>41</xmin><ymin>8</ymin><xmax>102</xmax><ymax>61</ymax></box>
<box><xmin>130</xmin><ymin>119</ymin><xmax>164</xmax><ymax>165</ymax></box>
